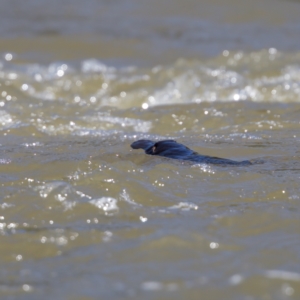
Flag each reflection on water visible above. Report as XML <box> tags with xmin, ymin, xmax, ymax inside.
<box><xmin>1</xmin><ymin>50</ymin><xmax>300</xmax><ymax>116</ymax></box>
<box><xmin>1</xmin><ymin>51</ymin><xmax>300</xmax><ymax>299</ymax></box>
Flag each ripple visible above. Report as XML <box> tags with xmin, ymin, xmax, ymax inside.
<box><xmin>89</xmin><ymin>197</ymin><xmax>119</xmax><ymax>215</ymax></box>
<box><xmin>265</xmin><ymin>270</ymin><xmax>300</xmax><ymax>282</ymax></box>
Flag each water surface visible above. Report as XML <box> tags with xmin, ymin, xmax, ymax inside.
<box><xmin>0</xmin><ymin>0</ymin><xmax>300</xmax><ymax>299</ymax></box>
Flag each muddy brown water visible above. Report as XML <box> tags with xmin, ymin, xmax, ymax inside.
<box><xmin>0</xmin><ymin>0</ymin><xmax>300</xmax><ymax>299</ymax></box>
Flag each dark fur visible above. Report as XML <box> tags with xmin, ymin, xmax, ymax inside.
<box><xmin>131</xmin><ymin>139</ymin><xmax>252</xmax><ymax>166</ymax></box>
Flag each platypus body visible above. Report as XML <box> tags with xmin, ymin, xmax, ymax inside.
<box><xmin>131</xmin><ymin>139</ymin><xmax>252</xmax><ymax>166</ymax></box>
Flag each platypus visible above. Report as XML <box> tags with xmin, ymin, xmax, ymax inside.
<box><xmin>131</xmin><ymin>139</ymin><xmax>252</xmax><ymax>166</ymax></box>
